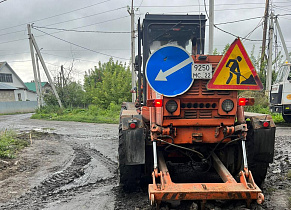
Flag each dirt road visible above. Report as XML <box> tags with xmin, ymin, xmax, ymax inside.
<box><xmin>0</xmin><ymin>113</ymin><xmax>290</xmax><ymax>210</ymax></box>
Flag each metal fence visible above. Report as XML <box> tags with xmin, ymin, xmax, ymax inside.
<box><xmin>0</xmin><ymin>101</ymin><xmax>37</xmax><ymax>114</ymax></box>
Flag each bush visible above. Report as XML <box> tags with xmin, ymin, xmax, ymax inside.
<box><xmin>0</xmin><ymin>130</ymin><xmax>29</xmax><ymax>158</ymax></box>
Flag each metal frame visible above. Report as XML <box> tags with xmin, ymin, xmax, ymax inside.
<box><xmin>149</xmin><ymin>152</ymin><xmax>264</xmax><ymax>208</ymax></box>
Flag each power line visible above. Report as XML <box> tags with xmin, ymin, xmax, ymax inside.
<box><xmin>42</xmin><ymin>52</ymin><xmax>112</xmax><ymax>64</ymax></box>
<box><xmin>33</xmin><ymin>26</ymin><xmax>130</xmax><ymax>34</ymax></box>
<box><xmin>214</xmin><ymin>25</ymin><xmax>263</xmax><ymax>42</ymax></box>
<box><xmin>33</xmin><ymin>27</ymin><xmax>129</xmax><ymax>61</ymax></box>
<box><xmin>6</xmin><ymin>60</ymin><xmax>32</xmax><ymax>63</ymax></box>
<box><xmin>216</xmin><ymin>16</ymin><xmax>263</xmax><ymax>25</ymax></box>
<box><xmin>0</xmin><ymin>0</ymin><xmax>8</xmax><ymax>3</ymax></box>
<box><xmin>0</xmin><ymin>15</ymin><xmax>129</xmax><ymax>45</ymax></box>
<box><xmin>42</xmin><ymin>6</ymin><xmax>127</xmax><ymax>27</ymax></box>
<box><xmin>0</xmin><ymin>0</ymin><xmax>113</xmax><ymax>31</ymax></box>
<box><xmin>202</xmin><ymin>0</ymin><xmax>264</xmax><ymax>42</ymax></box>
<box><xmin>243</xmin><ymin>18</ymin><xmax>264</xmax><ymax>41</ymax></box>
<box><xmin>0</xmin><ymin>38</ymin><xmax>27</xmax><ymax>45</ymax></box>
<box><xmin>0</xmin><ymin>29</ymin><xmax>26</xmax><ymax>37</ymax></box>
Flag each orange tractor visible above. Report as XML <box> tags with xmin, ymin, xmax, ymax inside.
<box><xmin>119</xmin><ymin>14</ymin><xmax>275</xmax><ymax>208</ymax></box>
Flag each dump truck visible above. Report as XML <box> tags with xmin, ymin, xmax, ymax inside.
<box><xmin>119</xmin><ymin>14</ymin><xmax>275</xmax><ymax>208</ymax></box>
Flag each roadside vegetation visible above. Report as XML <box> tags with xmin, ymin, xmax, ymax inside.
<box><xmin>0</xmin><ymin>130</ymin><xmax>29</xmax><ymax>159</ymax></box>
<box><xmin>240</xmin><ymin>90</ymin><xmax>284</xmax><ymax>123</ymax></box>
<box><xmin>32</xmin><ymin>59</ymin><xmax>130</xmax><ymax>124</ymax></box>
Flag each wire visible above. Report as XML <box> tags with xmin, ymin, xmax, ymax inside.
<box><xmin>33</xmin><ymin>27</ymin><xmax>129</xmax><ymax>61</ymax></box>
<box><xmin>0</xmin><ymin>0</ymin><xmax>8</xmax><ymax>3</ymax></box>
<box><xmin>0</xmin><ymin>29</ymin><xmax>26</xmax><ymax>37</ymax></box>
<box><xmin>0</xmin><ymin>15</ymin><xmax>128</xmax><ymax>45</ymax></box>
<box><xmin>243</xmin><ymin>18</ymin><xmax>264</xmax><ymax>41</ymax></box>
<box><xmin>137</xmin><ymin>0</ymin><xmax>144</xmax><ymax>10</ymax></box>
<box><xmin>7</xmin><ymin>60</ymin><xmax>32</xmax><ymax>63</ymax></box>
<box><xmin>216</xmin><ymin>16</ymin><xmax>263</xmax><ymax>26</ymax></box>
<box><xmin>42</xmin><ymin>6</ymin><xmax>127</xmax><ymax>28</ymax></box>
<box><xmin>0</xmin><ymin>0</ymin><xmax>113</xmax><ymax>31</ymax></box>
<box><xmin>42</xmin><ymin>52</ymin><xmax>108</xmax><ymax>63</ymax></box>
<box><xmin>33</xmin><ymin>16</ymin><xmax>129</xmax><ymax>39</ymax></box>
<box><xmin>0</xmin><ymin>38</ymin><xmax>27</xmax><ymax>45</ymax></box>
<box><xmin>203</xmin><ymin>0</ymin><xmax>209</xmax><ymax>19</ymax></box>
<box><xmin>214</xmin><ymin>25</ymin><xmax>263</xmax><ymax>42</ymax></box>
<box><xmin>33</xmin><ymin>26</ymin><xmax>130</xmax><ymax>34</ymax></box>
<box><xmin>206</xmin><ymin>135</ymin><xmax>239</xmax><ymax>160</ymax></box>
<box><xmin>156</xmin><ymin>138</ymin><xmax>204</xmax><ymax>159</ymax></box>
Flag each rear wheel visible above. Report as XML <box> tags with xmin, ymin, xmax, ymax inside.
<box><xmin>118</xmin><ymin>123</ymin><xmax>142</xmax><ymax>192</ymax></box>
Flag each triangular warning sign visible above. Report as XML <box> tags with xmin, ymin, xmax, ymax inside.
<box><xmin>207</xmin><ymin>38</ymin><xmax>263</xmax><ymax>90</ymax></box>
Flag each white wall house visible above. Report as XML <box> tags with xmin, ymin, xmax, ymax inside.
<box><xmin>0</xmin><ymin>62</ymin><xmax>36</xmax><ymax>101</ymax></box>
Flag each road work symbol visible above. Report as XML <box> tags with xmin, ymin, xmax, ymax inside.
<box><xmin>226</xmin><ymin>56</ymin><xmax>242</xmax><ymax>84</ymax></box>
<box><xmin>146</xmin><ymin>45</ymin><xmax>194</xmax><ymax>97</ymax></box>
<box><xmin>207</xmin><ymin>38</ymin><xmax>263</xmax><ymax>90</ymax></box>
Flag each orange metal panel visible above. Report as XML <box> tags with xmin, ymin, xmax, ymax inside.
<box><xmin>164</xmin><ymin>126</ymin><xmax>231</xmax><ymax>144</ymax></box>
<box><xmin>162</xmin><ymin>118</ymin><xmax>235</xmax><ymax>127</ymax></box>
<box><xmin>149</xmin><ymin>183</ymin><xmax>262</xmax><ymax>201</ymax></box>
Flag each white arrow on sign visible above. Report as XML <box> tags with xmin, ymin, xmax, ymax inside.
<box><xmin>155</xmin><ymin>57</ymin><xmax>193</xmax><ymax>81</ymax></box>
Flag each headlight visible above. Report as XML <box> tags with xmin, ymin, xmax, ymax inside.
<box><xmin>166</xmin><ymin>100</ymin><xmax>178</xmax><ymax>113</ymax></box>
<box><xmin>222</xmin><ymin>99</ymin><xmax>234</xmax><ymax>112</ymax></box>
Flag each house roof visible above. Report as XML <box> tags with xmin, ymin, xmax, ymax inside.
<box><xmin>25</xmin><ymin>82</ymin><xmax>49</xmax><ymax>92</ymax></box>
<box><xmin>0</xmin><ymin>83</ymin><xmax>17</xmax><ymax>90</ymax></box>
<box><xmin>0</xmin><ymin>62</ymin><xmax>27</xmax><ymax>89</ymax></box>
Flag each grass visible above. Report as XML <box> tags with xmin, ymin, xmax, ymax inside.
<box><xmin>31</xmin><ymin>104</ymin><xmax>120</xmax><ymax>124</ymax></box>
<box><xmin>0</xmin><ymin>130</ymin><xmax>29</xmax><ymax>159</ymax></box>
<box><xmin>240</xmin><ymin>91</ymin><xmax>285</xmax><ymax>123</ymax></box>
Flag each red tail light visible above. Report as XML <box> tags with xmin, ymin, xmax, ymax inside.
<box><xmin>263</xmin><ymin>121</ymin><xmax>269</xmax><ymax>128</ymax></box>
<box><xmin>260</xmin><ymin>120</ymin><xmax>270</xmax><ymax>128</ymax></box>
<box><xmin>129</xmin><ymin>122</ymin><xmax>136</xmax><ymax>129</ymax></box>
<box><xmin>147</xmin><ymin>99</ymin><xmax>163</xmax><ymax>107</ymax></box>
<box><xmin>238</xmin><ymin>98</ymin><xmax>255</xmax><ymax>106</ymax></box>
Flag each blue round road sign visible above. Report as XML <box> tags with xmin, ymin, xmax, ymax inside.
<box><xmin>145</xmin><ymin>45</ymin><xmax>194</xmax><ymax>97</ymax></box>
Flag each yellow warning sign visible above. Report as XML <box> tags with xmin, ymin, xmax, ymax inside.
<box><xmin>207</xmin><ymin>38</ymin><xmax>263</xmax><ymax>90</ymax></box>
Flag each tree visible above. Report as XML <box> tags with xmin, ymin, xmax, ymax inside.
<box><xmin>44</xmin><ymin>81</ymin><xmax>85</xmax><ymax>108</ymax></box>
<box><xmin>84</xmin><ymin>58</ymin><xmax>131</xmax><ymax>109</ymax></box>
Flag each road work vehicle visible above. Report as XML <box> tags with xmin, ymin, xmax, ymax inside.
<box><xmin>119</xmin><ymin>14</ymin><xmax>275</xmax><ymax>208</ymax></box>
<box><xmin>269</xmin><ymin>16</ymin><xmax>291</xmax><ymax>122</ymax></box>
<box><xmin>270</xmin><ymin>63</ymin><xmax>291</xmax><ymax>122</ymax></box>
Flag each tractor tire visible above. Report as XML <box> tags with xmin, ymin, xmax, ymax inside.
<box><xmin>118</xmin><ymin>124</ymin><xmax>141</xmax><ymax>192</ymax></box>
<box><xmin>282</xmin><ymin>113</ymin><xmax>291</xmax><ymax>123</ymax></box>
<box><xmin>246</xmin><ymin>124</ymin><xmax>269</xmax><ymax>187</ymax></box>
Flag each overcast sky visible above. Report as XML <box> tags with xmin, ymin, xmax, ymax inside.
<box><xmin>1</xmin><ymin>0</ymin><xmax>290</xmax><ymax>83</ymax></box>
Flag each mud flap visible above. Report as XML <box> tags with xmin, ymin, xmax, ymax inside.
<box><xmin>121</xmin><ymin>110</ymin><xmax>145</xmax><ymax>165</ymax></box>
<box><xmin>245</xmin><ymin>112</ymin><xmax>276</xmax><ymax>163</ymax></box>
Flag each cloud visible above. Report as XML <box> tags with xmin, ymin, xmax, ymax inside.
<box><xmin>0</xmin><ymin>0</ymin><xmax>290</xmax><ymax>83</ymax></box>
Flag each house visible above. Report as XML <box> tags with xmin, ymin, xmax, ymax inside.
<box><xmin>0</xmin><ymin>83</ymin><xmax>17</xmax><ymax>101</ymax></box>
<box><xmin>25</xmin><ymin>82</ymin><xmax>52</xmax><ymax>94</ymax></box>
<box><xmin>0</xmin><ymin>62</ymin><xmax>36</xmax><ymax>101</ymax></box>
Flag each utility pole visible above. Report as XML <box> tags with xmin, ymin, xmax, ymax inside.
<box><xmin>35</xmin><ymin>53</ymin><xmax>44</xmax><ymax>106</ymax></box>
<box><xmin>208</xmin><ymin>0</ymin><xmax>214</xmax><ymax>55</ymax></box>
<box><xmin>275</xmin><ymin>16</ymin><xmax>291</xmax><ymax>63</ymax></box>
<box><xmin>27</xmin><ymin>24</ymin><xmax>41</xmax><ymax>108</ymax></box>
<box><xmin>260</xmin><ymin>0</ymin><xmax>269</xmax><ymax>73</ymax></box>
<box><xmin>128</xmin><ymin>0</ymin><xmax>136</xmax><ymax>102</ymax></box>
<box><xmin>28</xmin><ymin>24</ymin><xmax>63</xmax><ymax>107</ymax></box>
<box><xmin>266</xmin><ymin>12</ymin><xmax>274</xmax><ymax>96</ymax></box>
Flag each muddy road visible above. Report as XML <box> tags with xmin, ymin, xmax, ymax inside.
<box><xmin>0</xmin><ymin>113</ymin><xmax>290</xmax><ymax>210</ymax></box>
